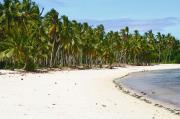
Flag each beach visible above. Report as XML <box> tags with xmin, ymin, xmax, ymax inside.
<box><xmin>0</xmin><ymin>64</ymin><xmax>180</xmax><ymax>119</ymax></box>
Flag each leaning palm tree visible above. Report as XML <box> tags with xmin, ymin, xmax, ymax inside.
<box><xmin>0</xmin><ymin>0</ymin><xmax>47</xmax><ymax>71</ymax></box>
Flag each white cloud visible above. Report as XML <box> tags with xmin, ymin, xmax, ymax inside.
<box><xmin>79</xmin><ymin>17</ymin><xmax>180</xmax><ymax>32</ymax></box>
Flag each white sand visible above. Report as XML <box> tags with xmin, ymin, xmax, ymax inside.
<box><xmin>0</xmin><ymin>64</ymin><xmax>180</xmax><ymax>119</ymax></box>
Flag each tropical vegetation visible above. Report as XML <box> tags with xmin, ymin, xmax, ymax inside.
<box><xmin>0</xmin><ymin>0</ymin><xmax>180</xmax><ymax>71</ymax></box>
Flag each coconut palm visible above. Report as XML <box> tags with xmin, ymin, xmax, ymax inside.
<box><xmin>0</xmin><ymin>0</ymin><xmax>47</xmax><ymax>71</ymax></box>
<box><xmin>1</xmin><ymin>0</ymin><xmax>180</xmax><ymax>71</ymax></box>
<box><xmin>43</xmin><ymin>9</ymin><xmax>61</xmax><ymax>67</ymax></box>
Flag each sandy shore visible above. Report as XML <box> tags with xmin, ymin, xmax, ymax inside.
<box><xmin>0</xmin><ymin>64</ymin><xmax>180</xmax><ymax>119</ymax></box>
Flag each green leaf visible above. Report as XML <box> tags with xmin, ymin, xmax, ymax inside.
<box><xmin>0</xmin><ymin>48</ymin><xmax>14</xmax><ymax>60</ymax></box>
<box><xmin>5</xmin><ymin>48</ymin><xmax>14</xmax><ymax>58</ymax></box>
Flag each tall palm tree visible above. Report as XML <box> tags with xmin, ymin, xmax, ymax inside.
<box><xmin>0</xmin><ymin>0</ymin><xmax>47</xmax><ymax>71</ymax></box>
<box><xmin>1</xmin><ymin>0</ymin><xmax>180</xmax><ymax>70</ymax></box>
<box><xmin>156</xmin><ymin>32</ymin><xmax>164</xmax><ymax>63</ymax></box>
<box><xmin>43</xmin><ymin>9</ymin><xmax>61</xmax><ymax>67</ymax></box>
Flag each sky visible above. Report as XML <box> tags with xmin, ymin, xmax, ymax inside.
<box><xmin>1</xmin><ymin>0</ymin><xmax>180</xmax><ymax>38</ymax></box>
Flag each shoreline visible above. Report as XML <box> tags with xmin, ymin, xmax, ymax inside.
<box><xmin>113</xmin><ymin>75</ymin><xmax>180</xmax><ymax>116</ymax></box>
<box><xmin>112</xmin><ymin>65</ymin><xmax>180</xmax><ymax>117</ymax></box>
<box><xmin>1</xmin><ymin>64</ymin><xmax>180</xmax><ymax>119</ymax></box>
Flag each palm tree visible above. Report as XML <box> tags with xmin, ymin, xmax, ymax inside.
<box><xmin>156</xmin><ymin>32</ymin><xmax>164</xmax><ymax>63</ymax></box>
<box><xmin>0</xmin><ymin>0</ymin><xmax>47</xmax><ymax>71</ymax></box>
<box><xmin>166</xmin><ymin>33</ymin><xmax>175</xmax><ymax>63</ymax></box>
<box><xmin>130</xmin><ymin>30</ymin><xmax>142</xmax><ymax>64</ymax></box>
<box><xmin>60</xmin><ymin>15</ymin><xmax>74</xmax><ymax>66</ymax></box>
<box><xmin>120</xmin><ymin>27</ymin><xmax>129</xmax><ymax>63</ymax></box>
<box><xmin>43</xmin><ymin>9</ymin><xmax>61</xmax><ymax>67</ymax></box>
<box><xmin>145</xmin><ymin>30</ymin><xmax>158</xmax><ymax>64</ymax></box>
<box><xmin>1</xmin><ymin>0</ymin><xmax>180</xmax><ymax>70</ymax></box>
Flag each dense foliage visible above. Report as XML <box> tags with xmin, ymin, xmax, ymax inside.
<box><xmin>0</xmin><ymin>0</ymin><xmax>180</xmax><ymax>71</ymax></box>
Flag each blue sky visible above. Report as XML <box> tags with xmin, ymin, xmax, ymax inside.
<box><xmin>1</xmin><ymin>0</ymin><xmax>180</xmax><ymax>38</ymax></box>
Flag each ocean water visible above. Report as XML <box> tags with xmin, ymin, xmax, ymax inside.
<box><xmin>116</xmin><ymin>69</ymin><xmax>180</xmax><ymax>109</ymax></box>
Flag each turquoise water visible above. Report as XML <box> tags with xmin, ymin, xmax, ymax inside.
<box><xmin>116</xmin><ymin>69</ymin><xmax>180</xmax><ymax>109</ymax></box>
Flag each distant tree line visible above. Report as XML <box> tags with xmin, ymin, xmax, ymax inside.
<box><xmin>0</xmin><ymin>0</ymin><xmax>180</xmax><ymax>71</ymax></box>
